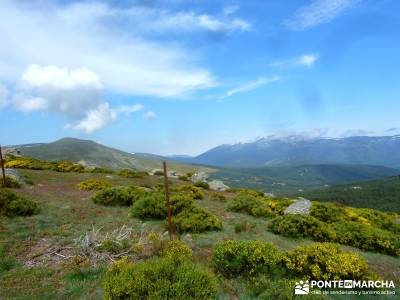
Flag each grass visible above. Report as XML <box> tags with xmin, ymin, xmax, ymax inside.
<box><xmin>0</xmin><ymin>169</ymin><xmax>399</xmax><ymax>299</ymax></box>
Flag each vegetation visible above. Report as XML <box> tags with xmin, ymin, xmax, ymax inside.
<box><xmin>194</xmin><ymin>181</ymin><xmax>210</xmax><ymax>189</ymax></box>
<box><xmin>117</xmin><ymin>169</ymin><xmax>147</xmax><ymax>178</ymax></box>
<box><xmin>103</xmin><ymin>257</ymin><xmax>217</xmax><ymax>300</ymax></box>
<box><xmin>92</xmin><ymin>186</ymin><xmax>147</xmax><ymax>206</ymax></box>
<box><xmin>90</xmin><ymin>167</ymin><xmax>114</xmax><ymax>174</ymax></box>
<box><xmin>0</xmin><ymin>176</ymin><xmax>21</xmax><ymax>188</ymax></box>
<box><xmin>0</xmin><ymin>189</ymin><xmax>38</xmax><ymax>217</ymax></box>
<box><xmin>174</xmin><ymin>184</ymin><xmax>204</xmax><ymax>200</ymax></box>
<box><xmin>5</xmin><ymin>155</ymin><xmax>85</xmax><ymax>173</ymax></box>
<box><xmin>301</xmin><ymin>176</ymin><xmax>400</xmax><ymax>212</ymax></box>
<box><xmin>77</xmin><ymin>179</ymin><xmax>112</xmax><ymax>191</ymax></box>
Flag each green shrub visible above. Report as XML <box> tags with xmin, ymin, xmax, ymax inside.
<box><xmin>154</xmin><ymin>170</ymin><xmax>164</xmax><ymax>176</ymax></box>
<box><xmin>92</xmin><ymin>186</ymin><xmax>147</xmax><ymax>206</ymax></box>
<box><xmin>175</xmin><ymin>185</ymin><xmax>204</xmax><ymax>200</ymax></box>
<box><xmin>5</xmin><ymin>155</ymin><xmax>86</xmax><ymax>173</ymax></box>
<box><xmin>130</xmin><ymin>193</ymin><xmax>166</xmax><ymax>219</ymax></box>
<box><xmin>0</xmin><ymin>176</ymin><xmax>21</xmax><ymax>188</ymax></box>
<box><xmin>333</xmin><ymin>221</ymin><xmax>400</xmax><ymax>256</ymax></box>
<box><xmin>268</xmin><ymin>215</ymin><xmax>337</xmax><ymax>242</ymax></box>
<box><xmin>172</xmin><ymin>206</ymin><xmax>222</xmax><ymax>233</ymax></box>
<box><xmin>178</xmin><ymin>175</ymin><xmax>189</xmax><ymax>181</ymax></box>
<box><xmin>53</xmin><ymin>161</ymin><xmax>85</xmax><ymax>172</ymax></box>
<box><xmin>284</xmin><ymin>243</ymin><xmax>376</xmax><ymax>280</ymax></box>
<box><xmin>103</xmin><ymin>257</ymin><xmax>217</xmax><ymax>300</ymax></box>
<box><xmin>234</xmin><ymin>221</ymin><xmax>256</xmax><ymax>233</ymax></box>
<box><xmin>210</xmin><ymin>192</ymin><xmax>227</xmax><ymax>202</ymax></box>
<box><xmin>118</xmin><ymin>169</ymin><xmax>147</xmax><ymax>178</ymax></box>
<box><xmin>162</xmin><ymin>239</ymin><xmax>193</xmax><ymax>261</ymax></box>
<box><xmin>194</xmin><ymin>181</ymin><xmax>210</xmax><ymax>189</ymax></box>
<box><xmin>310</xmin><ymin>202</ymin><xmax>346</xmax><ymax>223</ymax></box>
<box><xmin>0</xmin><ymin>189</ymin><xmax>38</xmax><ymax>217</ymax></box>
<box><xmin>77</xmin><ymin>179</ymin><xmax>111</xmax><ymax>191</ymax></box>
<box><xmin>213</xmin><ymin>240</ymin><xmax>282</xmax><ymax>278</ymax></box>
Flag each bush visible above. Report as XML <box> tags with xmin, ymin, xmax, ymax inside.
<box><xmin>175</xmin><ymin>185</ymin><xmax>204</xmax><ymax>200</ymax></box>
<box><xmin>0</xmin><ymin>176</ymin><xmax>21</xmax><ymax>188</ymax></box>
<box><xmin>333</xmin><ymin>221</ymin><xmax>400</xmax><ymax>256</ymax></box>
<box><xmin>118</xmin><ymin>169</ymin><xmax>147</xmax><ymax>178</ymax></box>
<box><xmin>194</xmin><ymin>181</ymin><xmax>210</xmax><ymax>189</ymax></box>
<box><xmin>130</xmin><ymin>193</ymin><xmax>166</xmax><ymax>219</ymax></box>
<box><xmin>0</xmin><ymin>189</ymin><xmax>38</xmax><ymax>217</ymax></box>
<box><xmin>178</xmin><ymin>175</ymin><xmax>189</xmax><ymax>181</ymax></box>
<box><xmin>162</xmin><ymin>239</ymin><xmax>193</xmax><ymax>261</ymax></box>
<box><xmin>210</xmin><ymin>192</ymin><xmax>226</xmax><ymax>202</ymax></box>
<box><xmin>77</xmin><ymin>179</ymin><xmax>111</xmax><ymax>191</ymax></box>
<box><xmin>172</xmin><ymin>206</ymin><xmax>222</xmax><ymax>233</ymax></box>
<box><xmin>284</xmin><ymin>243</ymin><xmax>376</xmax><ymax>280</ymax></box>
<box><xmin>103</xmin><ymin>257</ymin><xmax>217</xmax><ymax>300</ymax></box>
<box><xmin>92</xmin><ymin>186</ymin><xmax>147</xmax><ymax>206</ymax></box>
<box><xmin>53</xmin><ymin>161</ymin><xmax>85</xmax><ymax>172</ymax></box>
<box><xmin>5</xmin><ymin>155</ymin><xmax>86</xmax><ymax>173</ymax></box>
<box><xmin>268</xmin><ymin>215</ymin><xmax>337</xmax><ymax>242</ymax></box>
<box><xmin>213</xmin><ymin>240</ymin><xmax>282</xmax><ymax>278</ymax></box>
<box><xmin>154</xmin><ymin>170</ymin><xmax>164</xmax><ymax>176</ymax></box>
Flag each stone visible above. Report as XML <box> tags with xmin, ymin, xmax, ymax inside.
<box><xmin>208</xmin><ymin>180</ymin><xmax>230</xmax><ymax>192</ymax></box>
<box><xmin>284</xmin><ymin>197</ymin><xmax>312</xmax><ymax>215</ymax></box>
<box><xmin>190</xmin><ymin>172</ymin><xmax>208</xmax><ymax>182</ymax></box>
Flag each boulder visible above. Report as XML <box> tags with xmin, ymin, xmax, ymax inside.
<box><xmin>208</xmin><ymin>180</ymin><xmax>230</xmax><ymax>192</ymax></box>
<box><xmin>190</xmin><ymin>172</ymin><xmax>208</xmax><ymax>182</ymax></box>
<box><xmin>284</xmin><ymin>197</ymin><xmax>312</xmax><ymax>215</ymax></box>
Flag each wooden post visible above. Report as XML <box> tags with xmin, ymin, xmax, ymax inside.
<box><xmin>163</xmin><ymin>161</ymin><xmax>173</xmax><ymax>240</ymax></box>
<box><xmin>0</xmin><ymin>145</ymin><xmax>7</xmax><ymax>188</ymax></box>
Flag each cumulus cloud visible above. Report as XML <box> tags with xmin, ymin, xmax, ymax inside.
<box><xmin>0</xmin><ymin>84</ymin><xmax>9</xmax><ymax>108</ymax></box>
<box><xmin>272</xmin><ymin>54</ymin><xmax>319</xmax><ymax>68</ymax></box>
<box><xmin>284</xmin><ymin>0</ymin><xmax>360</xmax><ymax>31</ymax></box>
<box><xmin>144</xmin><ymin>111</ymin><xmax>157</xmax><ymax>119</ymax></box>
<box><xmin>0</xmin><ymin>0</ymin><xmax>221</xmax><ymax>98</ymax></box>
<box><xmin>12</xmin><ymin>65</ymin><xmax>142</xmax><ymax>133</ymax></box>
<box><xmin>224</xmin><ymin>76</ymin><xmax>281</xmax><ymax>98</ymax></box>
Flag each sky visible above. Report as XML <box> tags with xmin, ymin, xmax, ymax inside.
<box><xmin>0</xmin><ymin>0</ymin><xmax>399</xmax><ymax>155</ymax></box>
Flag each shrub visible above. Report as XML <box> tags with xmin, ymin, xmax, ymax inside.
<box><xmin>284</xmin><ymin>243</ymin><xmax>377</xmax><ymax>280</ymax></box>
<box><xmin>333</xmin><ymin>221</ymin><xmax>400</xmax><ymax>256</ymax></box>
<box><xmin>162</xmin><ymin>239</ymin><xmax>193</xmax><ymax>261</ymax></box>
<box><xmin>268</xmin><ymin>215</ymin><xmax>336</xmax><ymax>242</ymax></box>
<box><xmin>210</xmin><ymin>192</ymin><xmax>226</xmax><ymax>202</ymax></box>
<box><xmin>154</xmin><ymin>170</ymin><xmax>164</xmax><ymax>176</ymax></box>
<box><xmin>194</xmin><ymin>181</ymin><xmax>210</xmax><ymax>189</ymax></box>
<box><xmin>172</xmin><ymin>206</ymin><xmax>222</xmax><ymax>233</ymax></box>
<box><xmin>118</xmin><ymin>169</ymin><xmax>147</xmax><ymax>178</ymax></box>
<box><xmin>53</xmin><ymin>161</ymin><xmax>85</xmax><ymax>172</ymax></box>
<box><xmin>130</xmin><ymin>193</ymin><xmax>166</xmax><ymax>219</ymax></box>
<box><xmin>234</xmin><ymin>221</ymin><xmax>256</xmax><ymax>233</ymax></box>
<box><xmin>212</xmin><ymin>240</ymin><xmax>282</xmax><ymax>278</ymax></box>
<box><xmin>0</xmin><ymin>176</ymin><xmax>21</xmax><ymax>188</ymax></box>
<box><xmin>77</xmin><ymin>179</ymin><xmax>111</xmax><ymax>191</ymax></box>
<box><xmin>103</xmin><ymin>257</ymin><xmax>217</xmax><ymax>300</ymax></box>
<box><xmin>92</xmin><ymin>186</ymin><xmax>147</xmax><ymax>206</ymax></box>
<box><xmin>175</xmin><ymin>185</ymin><xmax>204</xmax><ymax>200</ymax></box>
<box><xmin>0</xmin><ymin>189</ymin><xmax>38</xmax><ymax>217</ymax></box>
<box><xmin>90</xmin><ymin>167</ymin><xmax>114</xmax><ymax>174</ymax></box>
<box><xmin>178</xmin><ymin>175</ymin><xmax>189</xmax><ymax>181</ymax></box>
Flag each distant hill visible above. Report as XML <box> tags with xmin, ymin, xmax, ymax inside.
<box><xmin>209</xmin><ymin>164</ymin><xmax>400</xmax><ymax>195</ymax></box>
<box><xmin>172</xmin><ymin>135</ymin><xmax>400</xmax><ymax>168</ymax></box>
<box><xmin>299</xmin><ymin>176</ymin><xmax>400</xmax><ymax>212</ymax></box>
<box><xmin>8</xmin><ymin>138</ymin><xmax>215</xmax><ymax>173</ymax></box>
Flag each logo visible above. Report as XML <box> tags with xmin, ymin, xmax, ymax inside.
<box><xmin>295</xmin><ymin>281</ymin><xmax>310</xmax><ymax>295</ymax></box>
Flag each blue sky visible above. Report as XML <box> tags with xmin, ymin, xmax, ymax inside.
<box><xmin>0</xmin><ymin>0</ymin><xmax>399</xmax><ymax>155</ymax></box>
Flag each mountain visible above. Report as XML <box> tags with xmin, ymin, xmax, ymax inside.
<box><xmin>173</xmin><ymin>135</ymin><xmax>400</xmax><ymax>168</ymax></box>
<box><xmin>209</xmin><ymin>164</ymin><xmax>400</xmax><ymax>196</ymax></box>
<box><xmin>299</xmin><ymin>176</ymin><xmax>400</xmax><ymax>212</ymax></box>
<box><xmin>8</xmin><ymin>138</ymin><xmax>215</xmax><ymax>173</ymax></box>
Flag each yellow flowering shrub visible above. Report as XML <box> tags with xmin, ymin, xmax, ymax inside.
<box><xmin>77</xmin><ymin>179</ymin><xmax>111</xmax><ymax>191</ymax></box>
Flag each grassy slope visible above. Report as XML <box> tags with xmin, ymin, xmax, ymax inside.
<box><xmin>299</xmin><ymin>176</ymin><xmax>400</xmax><ymax>212</ymax></box>
<box><xmin>0</xmin><ymin>170</ymin><xmax>399</xmax><ymax>299</ymax></box>
<box><xmin>210</xmin><ymin>164</ymin><xmax>400</xmax><ymax>195</ymax></box>
<box><xmin>16</xmin><ymin>138</ymin><xmax>216</xmax><ymax>174</ymax></box>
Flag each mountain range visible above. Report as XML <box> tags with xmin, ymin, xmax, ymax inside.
<box><xmin>171</xmin><ymin>135</ymin><xmax>400</xmax><ymax>169</ymax></box>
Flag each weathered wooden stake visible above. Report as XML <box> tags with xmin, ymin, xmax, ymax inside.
<box><xmin>0</xmin><ymin>145</ymin><xmax>7</xmax><ymax>188</ymax></box>
<box><xmin>163</xmin><ymin>161</ymin><xmax>173</xmax><ymax>240</ymax></box>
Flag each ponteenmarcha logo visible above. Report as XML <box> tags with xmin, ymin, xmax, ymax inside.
<box><xmin>294</xmin><ymin>281</ymin><xmax>310</xmax><ymax>295</ymax></box>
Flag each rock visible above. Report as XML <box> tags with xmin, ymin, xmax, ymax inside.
<box><xmin>284</xmin><ymin>197</ymin><xmax>312</xmax><ymax>215</ymax></box>
<box><xmin>208</xmin><ymin>180</ymin><xmax>230</xmax><ymax>192</ymax></box>
<box><xmin>5</xmin><ymin>168</ymin><xmax>24</xmax><ymax>184</ymax></box>
<box><xmin>264</xmin><ymin>192</ymin><xmax>275</xmax><ymax>198</ymax></box>
<box><xmin>190</xmin><ymin>172</ymin><xmax>208</xmax><ymax>182</ymax></box>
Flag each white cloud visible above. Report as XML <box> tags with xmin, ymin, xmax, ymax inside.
<box><xmin>0</xmin><ymin>84</ymin><xmax>9</xmax><ymax>108</ymax></box>
<box><xmin>11</xmin><ymin>65</ymin><xmax>143</xmax><ymax>132</ymax></box>
<box><xmin>144</xmin><ymin>111</ymin><xmax>157</xmax><ymax>120</ymax></box>
<box><xmin>272</xmin><ymin>54</ymin><xmax>319</xmax><ymax>68</ymax></box>
<box><xmin>284</xmin><ymin>0</ymin><xmax>360</xmax><ymax>31</ymax></box>
<box><xmin>225</xmin><ymin>76</ymin><xmax>281</xmax><ymax>98</ymax></box>
<box><xmin>0</xmin><ymin>1</ymin><xmax>219</xmax><ymax>98</ymax></box>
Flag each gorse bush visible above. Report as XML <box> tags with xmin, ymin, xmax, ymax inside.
<box><xmin>0</xmin><ymin>189</ymin><xmax>38</xmax><ymax>217</ymax></box>
<box><xmin>174</xmin><ymin>185</ymin><xmax>204</xmax><ymax>200</ymax></box>
<box><xmin>77</xmin><ymin>179</ymin><xmax>111</xmax><ymax>191</ymax></box>
<box><xmin>194</xmin><ymin>181</ymin><xmax>210</xmax><ymax>189</ymax></box>
<box><xmin>162</xmin><ymin>239</ymin><xmax>193</xmax><ymax>261</ymax></box>
<box><xmin>172</xmin><ymin>206</ymin><xmax>223</xmax><ymax>233</ymax></box>
<box><xmin>53</xmin><ymin>161</ymin><xmax>84</xmax><ymax>172</ymax></box>
<box><xmin>92</xmin><ymin>186</ymin><xmax>147</xmax><ymax>206</ymax></box>
<box><xmin>5</xmin><ymin>155</ymin><xmax>86</xmax><ymax>173</ymax></box>
<box><xmin>103</xmin><ymin>257</ymin><xmax>217</xmax><ymax>300</ymax></box>
<box><xmin>284</xmin><ymin>243</ymin><xmax>377</xmax><ymax>281</ymax></box>
<box><xmin>117</xmin><ymin>169</ymin><xmax>147</xmax><ymax>178</ymax></box>
<box><xmin>130</xmin><ymin>192</ymin><xmax>166</xmax><ymax>219</ymax></box>
<box><xmin>210</xmin><ymin>192</ymin><xmax>227</xmax><ymax>202</ymax></box>
<box><xmin>268</xmin><ymin>215</ymin><xmax>337</xmax><ymax>242</ymax></box>
<box><xmin>212</xmin><ymin>240</ymin><xmax>282</xmax><ymax>278</ymax></box>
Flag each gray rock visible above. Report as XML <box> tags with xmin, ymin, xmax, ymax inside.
<box><xmin>190</xmin><ymin>172</ymin><xmax>208</xmax><ymax>182</ymax></box>
<box><xmin>4</xmin><ymin>169</ymin><xmax>24</xmax><ymax>184</ymax></box>
<box><xmin>284</xmin><ymin>197</ymin><xmax>312</xmax><ymax>215</ymax></box>
<box><xmin>209</xmin><ymin>180</ymin><xmax>230</xmax><ymax>192</ymax></box>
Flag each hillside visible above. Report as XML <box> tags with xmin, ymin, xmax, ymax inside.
<box><xmin>299</xmin><ymin>176</ymin><xmax>400</xmax><ymax>212</ymax></box>
<box><xmin>209</xmin><ymin>164</ymin><xmax>400</xmax><ymax>195</ymax></box>
<box><xmin>173</xmin><ymin>135</ymin><xmax>400</xmax><ymax>168</ymax></box>
<box><xmin>8</xmin><ymin>138</ymin><xmax>215</xmax><ymax>174</ymax></box>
